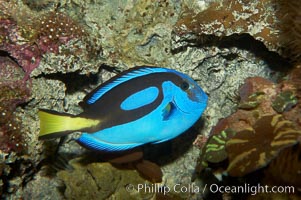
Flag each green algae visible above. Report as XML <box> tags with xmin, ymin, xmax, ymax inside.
<box><xmin>272</xmin><ymin>90</ymin><xmax>298</xmax><ymax>113</ymax></box>
<box><xmin>238</xmin><ymin>91</ymin><xmax>265</xmax><ymax>110</ymax></box>
<box><xmin>203</xmin><ymin>129</ymin><xmax>236</xmax><ymax>164</ymax></box>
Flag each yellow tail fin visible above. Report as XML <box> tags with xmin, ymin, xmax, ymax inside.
<box><xmin>38</xmin><ymin>110</ymin><xmax>100</xmax><ymax>139</ymax></box>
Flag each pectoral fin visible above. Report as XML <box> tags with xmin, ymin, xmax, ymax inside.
<box><xmin>162</xmin><ymin>102</ymin><xmax>176</xmax><ymax>121</ymax></box>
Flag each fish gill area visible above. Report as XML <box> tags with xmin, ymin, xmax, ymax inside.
<box><xmin>0</xmin><ymin>0</ymin><xmax>301</xmax><ymax>199</ymax></box>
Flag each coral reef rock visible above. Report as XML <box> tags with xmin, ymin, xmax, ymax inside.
<box><xmin>57</xmin><ymin>158</ymin><xmax>157</xmax><ymax>200</ymax></box>
<box><xmin>0</xmin><ymin>0</ymin><xmax>294</xmax><ymax>199</ymax></box>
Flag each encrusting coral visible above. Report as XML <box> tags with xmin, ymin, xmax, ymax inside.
<box><xmin>174</xmin><ymin>0</ymin><xmax>280</xmax><ymax>51</ymax></box>
<box><xmin>272</xmin><ymin>90</ymin><xmax>298</xmax><ymax>113</ymax></box>
<box><xmin>0</xmin><ymin>1</ymin><xmax>88</xmax><ymax>79</ymax></box>
<box><xmin>37</xmin><ymin>11</ymin><xmax>87</xmax><ymax>54</ymax></box>
<box><xmin>0</xmin><ymin>56</ymin><xmax>30</xmax><ymax>153</ymax></box>
<box><xmin>196</xmin><ymin>66</ymin><xmax>301</xmax><ymax>191</ymax></box>
<box><xmin>264</xmin><ymin>143</ymin><xmax>301</xmax><ymax>189</ymax></box>
<box><xmin>200</xmin><ymin>129</ymin><xmax>235</xmax><ymax>166</ymax></box>
<box><xmin>87</xmin><ymin>149</ymin><xmax>163</xmax><ymax>183</ymax></box>
<box><xmin>226</xmin><ymin>114</ymin><xmax>301</xmax><ymax>177</ymax></box>
<box><xmin>278</xmin><ymin>0</ymin><xmax>301</xmax><ymax>63</ymax></box>
<box><xmin>0</xmin><ymin>1</ymin><xmax>93</xmax><ymax>196</ymax></box>
<box><xmin>0</xmin><ymin>55</ymin><xmax>33</xmax><ymax>197</ymax></box>
<box><xmin>174</xmin><ymin>0</ymin><xmax>301</xmax><ymax>64</ymax></box>
<box><xmin>57</xmin><ymin>157</ymin><xmax>169</xmax><ymax>200</ymax></box>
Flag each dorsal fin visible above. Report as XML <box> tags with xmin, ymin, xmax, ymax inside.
<box><xmin>85</xmin><ymin>67</ymin><xmax>170</xmax><ymax>104</ymax></box>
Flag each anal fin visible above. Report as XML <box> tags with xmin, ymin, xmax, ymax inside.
<box><xmin>77</xmin><ymin>133</ymin><xmax>142</xmax><ymax>152</ymax></box>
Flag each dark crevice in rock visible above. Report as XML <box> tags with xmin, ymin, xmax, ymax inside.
<box><xmin>0</xmin><ymin>50</ymin><xmax>22</xmax><ymax>70</ymax></box>
<box><xmin>1</xmin><ymin>157</ymin><xmax>36</xmax><ymax>198</ymax></box>
<box><xmin>171</xmin><ymin>33</ymin><xmax>291</xmax><ymax>72</ymax></box>
<box><xmin>100</xmin><ymin>64</ymin><xmax>123</xmax><ymax>73</ymax></box>
<box><xmin>34</xmin><ymin>64</ymin><xmax>122</xmax><ymax>94</ymax></box>
<box><xmin>87</xmin><ymin>169</ymin><xmax>101</xmax><ymax>191</ymax></box>
<box><xmin>0</xmin><ymin>50</ymin><xmax>10</xmax><ymax>57</ymax></box>
<box><xmin>39</xmin><ymin>71</ymin><xmax>99</xmax><ymax>95</ymax></box>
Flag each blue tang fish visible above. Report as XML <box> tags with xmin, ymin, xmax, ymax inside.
<box><xmin>39</xmin><ymin>67</ymin><xmax>208</xmax><ymax>151</ymax></box>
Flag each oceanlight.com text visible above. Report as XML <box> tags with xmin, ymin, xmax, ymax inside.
<box><xmin>125</xmin><ymin>183</ymin><xmax>295</xmax><ymax>196</ymax></box>
<box><xmin>208</xmin><ymin>183</ymin><xmax>295</xmax><ymax>196</ymax></box>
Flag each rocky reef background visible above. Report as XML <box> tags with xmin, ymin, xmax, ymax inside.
<box><xmin>0</xmin><ymin>0</ymin><xmax>300</xmax><ymax>199</ymax></box>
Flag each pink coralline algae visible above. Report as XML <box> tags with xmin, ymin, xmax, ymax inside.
<box><xmin>0</xmin><ymin>12</ymin><xmax>87</xmax><ymax>80</ymax></box>
<box><xmin>0</xmin><ymin>18</ymin><xmax>39</xmax><ymax>79</ymax></box>
<box><xmin>0</xmin><ymin>56</ymin><xmax>30</xmax><ymax>153</ymax></box>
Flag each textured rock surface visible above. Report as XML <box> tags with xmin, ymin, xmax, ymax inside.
<box><xmin>56</xmin><ymin>158</ymin><xmax>155</xmax><ymax>200</ymax></box>
<box><xmin>0</xmin><ymin>0</ymin><xmax>291</xmax><ymax>199</ymax></box>
<box><xmin>79</xmin><ymin>0</ymin><xmax>181</xmax><ymax>68</ymax></box>
<box><xmin>22</xmin><ymin>171</ymin><xmax>63</xmax><ymax>200</ymax></box>
<box><xmin>174</xmin><ymin>0</ymin><xmax>281</xmax><ymax>52</ymax></box>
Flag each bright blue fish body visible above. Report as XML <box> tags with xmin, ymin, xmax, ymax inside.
<box><xmin>39</xmin><ymin>67</ymin><xmax>208</xmax><ymax>152</ymax></box>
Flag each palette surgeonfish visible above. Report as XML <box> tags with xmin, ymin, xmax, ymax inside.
<box><xmin>38</xmin><ymin>67</ymin><xmax>208</xmax><ymax>151</ymax></box>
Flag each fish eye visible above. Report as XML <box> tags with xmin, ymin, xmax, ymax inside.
<box><xmin>180</xmin><ymin>81</ymin><xmax>189</xmax><ymax>91</ymax></box>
